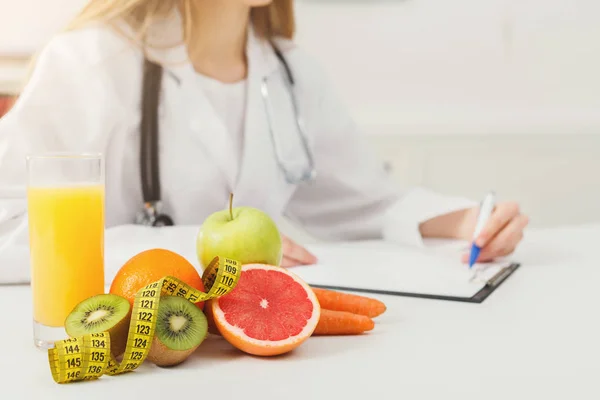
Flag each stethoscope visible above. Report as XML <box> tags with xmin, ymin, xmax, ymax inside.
<box><xmin>135</xmin><ymin>44</ymin><xmax>316</xmax><ymax>227</ymax></box>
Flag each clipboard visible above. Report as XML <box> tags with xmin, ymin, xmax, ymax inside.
<box><xmin>309</xmin><ymin>262</ymin><xmax>520</xmax><ymax>304</ymax></box>
<box><xmin>291</xmin><ymin>241</ymin><xmax>521</xmax><ymax>304</ymax></box>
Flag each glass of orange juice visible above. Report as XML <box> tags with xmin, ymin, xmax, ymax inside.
<box><xmin>26</xmin><ymin>153</ymin><xmax>105</xmax><ymax>348</ymax></box>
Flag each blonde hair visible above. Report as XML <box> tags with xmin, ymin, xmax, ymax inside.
<box><xmin>67</xmin><ymin>0</ymin><xmax>295</xmax><ymax>46</ymax></box>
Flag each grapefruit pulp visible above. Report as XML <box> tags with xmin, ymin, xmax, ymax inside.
<box><xmin>212</xmin><ymin>264</ymin><xmax>320</xmax><ymax>356</ymax></box>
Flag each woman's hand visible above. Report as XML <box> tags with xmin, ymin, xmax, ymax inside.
<box><xmin>280</xmin><ymin>235</ymin><xmax>318</xmax><ymax>268</ymax></box>
<box><xmin>461</xmin><ymin>202</ymin><xmax>529</xmax><ymax>263</ymax></box>
<box><xmin>420</xmin><ymin>201</ymin><xmax>529</xmax><ymax>263</ymax></box>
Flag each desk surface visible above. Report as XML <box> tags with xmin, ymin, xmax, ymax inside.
<box><xmin>2</xmin><ymin>224</ymin><xmax>599</xmax><ymax>400</ymax></box>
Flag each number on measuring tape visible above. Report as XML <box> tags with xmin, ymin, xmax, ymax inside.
<box><xmin>90</xmin><ymin>351</ymin><xmax>105</xmax><ymax>362</ymax></box>
<box><xmin>135</xmin><ymin>324</ymin><xmax>151</xmax><ymax>335</ymax></box>
<box><xmin>47</xmin><ymin>256</ymin><xmax>242</xmax><ymax>384</ymax></box>
<box><xmin>64</xmin><ymin>345</ymin><xmax>79</xmax><ymax>354</ymax></box>
<box><xmin>66</xmin><ymin>358</ymin><xmax>81</xmax><ymax>368</ymax></box>
<box><xmin>225</xmin><ymin>264</ymin><xmax>237</xmax><ymax>274</ymax></box>
<box><xmin>133</xmin><ymin>338</ymin><xmax>148</xmax><ymax>348</ymax></box>
<box><xmin>140</xmin><ymin>299</ymin><xmax>154</xmax><ymax>308</ymax></box>
<box><xmin>137</xmin><ymin>311</ymin><xmax>153</xmax><ymax>322</ymax></box>
<box><xmin>88</xmin><ymin>365</ymin><xmax>102</xmax><ymax>374</ymax></box>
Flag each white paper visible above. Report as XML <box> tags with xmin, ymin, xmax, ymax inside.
<box><xmin>290</xmin><ymin>241</ymin><xmax>512</xmax><ymax>299</ymax></box>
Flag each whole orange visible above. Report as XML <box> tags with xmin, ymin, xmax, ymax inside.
<box><xmin>109</xmin><ymin>249</ymin><xmax>205</xmax><ymax>310</ymax></box>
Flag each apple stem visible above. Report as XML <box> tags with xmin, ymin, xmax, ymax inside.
<box><xmin>229</xmin><ymin>193</ymin><xmax>234</xmax><ymax>221</ymax></box>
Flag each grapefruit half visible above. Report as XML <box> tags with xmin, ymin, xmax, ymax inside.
<box><xmin>212</xmin><ymin>264</ymin><xmax>320</xmax><ymax>356</ymax></box>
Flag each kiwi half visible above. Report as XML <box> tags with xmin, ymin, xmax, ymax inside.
<box><xmin>147</xmin><ymin>295</ymin><xmax>208</xmax><ymax>367</ymax></box>
<box><xmin>65</xmin><ymin>294</ymin><xmax>131</xmax><ymax>358</ymax></box>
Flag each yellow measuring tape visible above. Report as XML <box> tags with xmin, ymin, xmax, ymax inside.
<box><xmin>48</xmin><ymin>256</ymin><xmax>241</xmax><ymax>384</ymax></box>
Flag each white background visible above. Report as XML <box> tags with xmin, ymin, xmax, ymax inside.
<box><xmin>1</xmin><ymin>0</ymin><xmax>600</xmax><ymax>227</ymax></box>
<box><xmin>295</xmin><ymin>0</ymin><xmax>600</xmax><ymax>135</ymax></box>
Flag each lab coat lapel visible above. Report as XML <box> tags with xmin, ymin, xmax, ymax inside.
<box><xmin>233</xmin><ymin>30</ymin><xmax>296</xmax><ymax>217</ymax></box>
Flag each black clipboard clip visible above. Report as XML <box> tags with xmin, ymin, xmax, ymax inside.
<box><xmin>469</xmin><ymin>262</ymin><xmax>520</xmax><ymax>303</ymax></box>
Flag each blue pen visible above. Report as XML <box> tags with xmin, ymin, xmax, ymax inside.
<box><xmin>468</xmin><ymin>191</ymin><xmax>496</xmax><ymax>269</ymax></box>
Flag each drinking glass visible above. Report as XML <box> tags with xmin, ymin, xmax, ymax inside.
<box><xmin>26</xmin><ymin>153</ymin><xmax>105</xmax><ymax>349</ymax></box>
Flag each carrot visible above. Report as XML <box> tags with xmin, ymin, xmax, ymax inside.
<box><xmin>313</xmin><ymin>309</ymin><xmax>375</xmax><ymax>335</ymax></box>
<box><xmin>311</xmin><ymin>287</ymin><xmax>387</xmax><ymax>318</ymax></box>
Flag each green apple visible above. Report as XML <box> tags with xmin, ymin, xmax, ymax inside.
<box><xmin>196</xmin><ymin>194</ymin><xmax>283</xmax><ymax>268</ymax></box>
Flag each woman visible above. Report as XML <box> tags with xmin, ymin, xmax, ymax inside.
<box><xmin>0</xmin><ymin>0</ymin><xmax>528</xmax><ymax>283</ymax></box>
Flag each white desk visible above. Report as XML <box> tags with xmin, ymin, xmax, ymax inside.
<box><xmin>2</xmin><ymin>224</ymin><xmax>598</xmax><ymax>400</ymax></box>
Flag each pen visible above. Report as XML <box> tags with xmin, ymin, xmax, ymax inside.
<box><xmin>468</xmin><ymin>191</ymin><xmax>496</xmax><ymax>269</ymax></box>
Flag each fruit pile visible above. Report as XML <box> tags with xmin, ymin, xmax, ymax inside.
<box><xmin>57</xmin><ymin>195</ymin><xmax>388</xmax><ymax>377</ymax></box>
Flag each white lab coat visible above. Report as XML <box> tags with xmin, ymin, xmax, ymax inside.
<box><xmin>0</xmin><ymin>15</ymin><xmax>475</xmax><ymax>284</ymax></box>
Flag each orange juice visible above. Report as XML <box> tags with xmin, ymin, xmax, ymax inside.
<box><xmin>27</xmin><ymin>184</ymin><xmax>105</xmax><ymax>327</ymax></box>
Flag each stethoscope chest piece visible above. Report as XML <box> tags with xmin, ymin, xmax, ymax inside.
<box><xmin>135</xmin><ymin>201</ymin><xmax>174</xmax><ymax>227</ymax></box>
